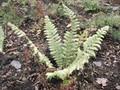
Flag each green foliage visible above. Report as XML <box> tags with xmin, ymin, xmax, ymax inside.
<box><xmin>89</xmin><ymin>14</ymin><xmax>120</xmax><ymax>41</ymax></box>
<box><xmin>0</xmin><ymin>0</ymin><xmax>23</xmax><ymax>25</ymax></box>
<box><xmin>111</xmin><ymin>30</ymin><xmax>120</xmax><ymax>41</ymax></box>
<box><xmin>83</xmin><ymin>27</ymin><xmax>109</xmax><ymax>57</ymax></box>
<box><xmin>7</xmin><ymin>22</ymin><xmax>53</xmax><ymax>68</ymax></box>
<box><xmin>90</xmin><ymin>14</ymin><xmax>120</xmax><ymax>27</ymax></box>
<box><xmin>63</xmin><ymin>0</ymin><xmax>76</xmax><ymax>5</ymax></box>
<box><xmin>19</xmin><ymin>0</ymin><xmax>29</xmax><ymax>5</ymax></box>
<box><xmin>81</xmin><ymin>0</ymin><xmax>100</xmax><ymax>12</ymax></box>
<box><xmin>46</xmin><ymin>26</ymin><xmax>109</xmax><ymax>80</ymax></box>
<box><xmin>7</xmin><ymin>4</ymin><xmax>109</xmax><ymax>80</ymax></box>
<box><xmin>44</xmin><ymin>4</ymin><xmax>80</xmax><ymax>68</ymax></box>
<box><xmin>0</xmin><ymin>26</ymin><xmax>5</xmax><ymax>52</ymax></box>
<box><xmin>0</xmin><ymin>0</ymin><xmax>36</xmax><ymax>25</ymax></box>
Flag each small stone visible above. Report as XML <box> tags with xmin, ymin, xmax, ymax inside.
<box><xmin>93</xmin><ymin>61</ymin><xmax>102</xmax><ymax>67</ymax></box>
<box><xmin>10</xmin><ymin>60</ymin><xmax>21</xmax><ymax>69</ymax></box>
<box><xmin>112</xmin><ymin>6</ymin><xmax>119</xmax><ymax>11</ymax></box>
<box><xmin>116</xmin><ymin>85</ymin><xmax>120</xmax><ymax>90</ymax></box>
<box><xmin>1</xmin><ymin>2</ymin><xmax>8</xmax><ymax>7</ymax></box>
<box><xmin>96</xmin><ymin>78</ymin><xmax>108</xmax><ymax>86</ymax></box>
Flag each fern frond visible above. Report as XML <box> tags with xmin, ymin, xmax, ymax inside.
<box><xmin>83</xmin><ymin>26</ymin><xmax>109</xmax><ymax>57</ymax></box>
<box><xmin>62</xmin><ymin>4</ymin><xmax>80</xmax><ymax>31</ymax></box>
<box><xmin>62</xmin><ymin>32</ymin><xmax>79</xmax><ymax>67</ymax></box>
<box><xmin>46</xmin><ymin>26</ymin><xmax>109</xmax><ymax>80</ymax></box>
<box><xmin>62</xmin><ymin>4</ymin><xmax>80</xmax><ymax>67</ymax></box>
<box><xmin>44</xmin><ymin>16</ymin><xmax>64</xmax><ymax>67</ymax></box>
<box><xmin>0</xmin><ymin>26</ymin><xmax>5</xmax><ymax>52</ymax></box>
<box><xmin>7</xmin><ymin>22</ymin><xmax>53</xmax><ymax>68</ymax></box>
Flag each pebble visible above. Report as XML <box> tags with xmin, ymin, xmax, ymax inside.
<box><xmin>116</xmin><ymin>85</ymin><xmax>120</xmax><ymax>90</ymax></box>
<box><xmin>112</xmin><ymin>6</ymin><xmax>119</xmax><ymax>11</ymax></box>
<box><xmin>96</xmin><ymin>78</ymin><xmax>108</xmax><ymax>86</ymax></box>
<box><xmin>10</xmin><ymin>60</ymin><xmax>21</xmax><ymax>70</ymax></box>
<box><xmin>93</xmin><ymin>61</ymin><xmax>102</xmax><ymax>67</ymax></box>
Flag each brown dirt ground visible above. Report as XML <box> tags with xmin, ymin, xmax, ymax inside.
<box><xmin>0</xmin><ymin>0</ymin><xmax>120</xmax><ymax>90</ymax></box>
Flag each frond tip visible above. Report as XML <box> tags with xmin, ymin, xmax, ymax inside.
<box><xmin>44</xmin><ymin>4</ymin><xmax>81</xmax><ymax>68</ymax></box>
<box><xmin>83</xmin><ymin>26</ymin><xmax>109</xmax><ymax>57</ymax></box>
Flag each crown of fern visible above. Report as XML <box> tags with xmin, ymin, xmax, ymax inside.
<box><xmin>90</xmin><ymin>14</ymin><xmax>120</xmax><ymax>27</ymax></box>
<box><xmin>7</xmin><ymin>4</ymin><xmax>110</xmax><ymax>80</ymax></box>
<box><xmin>46</xmin><ymin>26</ymin><xmax>109</xmax><ymax>80</ymax></box>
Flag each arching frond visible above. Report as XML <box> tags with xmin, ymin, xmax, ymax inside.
<box><xmin>44</xmin><ymin>16</ymin><xmax>64</xmax><ymax>67</ymax></box>
<box><xmin>7</xmin><ymin>22</ymin><xmax>53</xmax><ymax>68</ymax></box>
<box><xmin>46</xmin><ymin>49</ymin><xmax>89</xmax><ymax>80</ymax></box>
<box><xmin>83</xmin><ymin>26</ymin><xmax>109</xmax><ymax>57</ymax></box>
<box><xmin>62</xmin><ymin>4</ymin><xmax>80</xmax><ymax>67</ymax></box>
<box><xmin>62</xmin><ymin>4</ymin><xmax>80</xmax><ymax>31</ymax></box>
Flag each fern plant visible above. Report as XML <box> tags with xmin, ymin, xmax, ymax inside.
<box><xmin>89</xmin><ymin>14</ymin><xmax>120</xmax><ymax>28</ymax></box>
<box><xmin>44</xmin><ymin>4</ymin><xmax>109</xmax><ymax>79</ymax></box>
<box><xmin>0</xmin><ymin>0</ymin><xmax>36</xmax><ymax>26</ymax></box>
<box><xmin>46</xmin><ymin>26</ymin><xmax>109</xmax><ymax>80</ymax></box>
<box><xmin>8</xmin><ymin>4</ymin><xmax>109</xmax><ymax>80</ymax></box>
<box><xmin>0</xmin><ymin>26</ymin><xmax>5</xmax><ymax>52</ymax></box>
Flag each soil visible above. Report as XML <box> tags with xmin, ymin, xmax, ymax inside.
<box><xmin>0</xmin><ymin>0</ymin><xmax>120</xmax><ymax>90</ymax></box>
<box><xmin>76</xmin><ymin>36</ymin><xmax>120</xmax><ymax>90</ymax></box>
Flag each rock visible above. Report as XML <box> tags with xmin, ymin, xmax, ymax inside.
<box><xmin>93</xmin><ymin>61</ymin><xmax>102</xmax><ymax>67</ymax></box>
<box><xmin>10</xmin><ymin>60</ymin><xmax>21</xmax><ymax>70</ymax></box>
<box><xmin>96</xmin><ymin>78</ymin><xmax>108</xmax><ymax>86</ymax></box>
<box><xmin>116</xmin><ymin>85</ymin><xmax>120</xmax><ymax>90</ymax></box>
<box><xmin>112</xmin><ymin>6</ymin><xmax>120</xmax><ymax>11</ymax></box>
